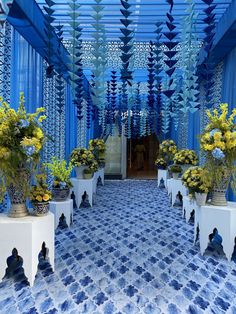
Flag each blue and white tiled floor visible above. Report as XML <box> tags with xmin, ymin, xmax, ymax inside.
<box><xmin>0</xmin><ymin>180</ymin><xmax>236</xmax><ymax>314</ymax></box>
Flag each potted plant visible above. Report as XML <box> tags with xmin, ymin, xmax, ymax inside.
<box><xmin>159</xmin><ymin>139</ymin><xmax>177</xmax><ymax>165</ymax></box>
<box><xmin>182</xmin><ymin>166</ymin><xmax>212</xmax><ymax>206</ymax></box>
<box><xmin>30</xmin><ymin>173</ymin><xmax>52</xmax><ymax>216</ymax></box>
<box><xmin>200</xmin><ymin>103</ymin><xmax>236</xmax><ymax>206</ymax></box>
<box><xmin>155</xmin><ymin>158</ymin><xmax>167</xmax><ymax>170</ymax></box>
<box><xmin>89</xmin><ymin>138</ymin><xmax>106</xmax><ymax>168</ymax></box>
<box><xmin>173</xmin><ymin>149</ymin><xmax>198</xmax><ymax>173</ymax></box>
<box><xmin>70</xmin><ymin>148</ymin><xmax>98</xmax><ymax>178</ymax></box>
<box><xmin>169</xmin><ymin>164</ymin><xmax>182</xmax><ymax>180</ymax></box>
<box><xmin>45</xmin><ymin>157</ymin><xmax>73</xmax><ymax>201</ymax></box>
<box><xmin>0</xmin><ymin>93</ymin><xmax>47</xmax><ymax>218</ymax></box>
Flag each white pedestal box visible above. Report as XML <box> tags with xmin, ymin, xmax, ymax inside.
<box><xmin>183</xmin><ymin>196</ymin><xmax>199</xmax><ymax>223</ymax></box>
<box><xmin>49</xmin><ymin>199</ymin><xmax>73</xmax><ymax>229</ymax></box>
<box><xmin>71</xmin><ymin>178</ymin><xmax>93</xmax><ymax>207</ymax></box>
<box><xmin>0</xmin><ymin>212</ymin><xmax>54</xmax><ymax>286</ymax></box>
<box><xmin>157</xmin><ymin>169</ymin><xmax>168</xmax><ymax>188</ymax></box>
<box><xmin>167</xmin><ymin>178</ymin><xmax>188</xmax><ymax>206</ymax></box>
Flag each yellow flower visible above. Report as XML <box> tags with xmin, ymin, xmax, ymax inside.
<box><xmin>38</xmin><ymin>115</ymin><xmax>47</xmax><ymax>123</ymax></box>
<box><xmin>33</xmin><ymin>127</ymin><xmax>44</xmax><ymax>139</ymax></box>
<box><xmin>43</xmin><ymin>194</ymin><xmax>50</xmax><ymax>202</ymax></box>
<box><xmin>36</xmin><ymin>195</ymin><xmax>43</xmax><ymax>202</ymax></box>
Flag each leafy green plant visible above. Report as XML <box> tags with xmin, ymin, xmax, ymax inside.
<box><xmin>45</xmin><ymin>157</ymin><xmax>73</xmax><ymax>188</ymax></box>
<box><xmin>169</xmin><ymin>164</ymin><xmax>182</xmax><ymax>173</ymax></box>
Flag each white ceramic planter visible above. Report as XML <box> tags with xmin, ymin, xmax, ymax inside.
<box><xmin>195</xmin><ymin>192</ymin><xmax>207</xmax><ymax>206</ymax></box>
<box><xmin>172</xmin><ymin>173</ymin><xmax>180</xmax><ymax>180</ymax></box>
<box><xmin>75</xmin><ymin>166</ymin><xmax>89</xmax><ymax>179</ymax></box>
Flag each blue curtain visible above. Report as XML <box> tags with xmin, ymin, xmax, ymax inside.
<box><xmin>10</xmin><ymin>28</ymin><xmax>43</xmax><ymax>112</ymax></box>
<box><xmin>222</xmin><ymin>47</ymin><xmax>236</xmax><ymax>201</ymax></box>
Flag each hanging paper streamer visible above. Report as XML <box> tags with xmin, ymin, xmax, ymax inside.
<box><xmin>43</xmin><ymin>0</ymin><xmax>57</xmax><ymax>78</ymax></box>
<box><xmin>86</xmin><ymin>87</ymin><xmax>93</xmax><ymax>130</ymax></box>
<box><xmin>0</xmin><ymin>0</ymin><xmax>13</xmax><ymax>29</ymax></box>
<box><xmin>179</xmin><ymin>0</ymin><xmax>200</xmax><ymax>117</ymax></box>
<box><xmin>110</xmin><ymin>70</ymin><xmax>118</xmax><ymax>135</ymax></box>
<box><xmin>162</xmin><ymin>1</ymin><xmax>179</xmax><ymax>135</ymax></box>
<box><xmin>67</xmin><ymin>0</ymin><xmax>84</xmax><ymax>121</ymax></box>
<box><xmin>91</xmin><ymin>0</ymin><xmax>107</xmax><ymax>133</ymax></box>
<box><xmin>200</xmin><ymin>0</ymin><xmax>216</xmax><ymax>109</ymax></box>
<box><xmin>54</xmin><ymin>24</ymin><xmax>67</xmax><ymax>77</ymax></box>
<box><xmin>154</xmin><ymin>22</ymin><xmax>163</xmax><ymax>135</ymax></box>
<box><xmin>132</xmin><ymin>83</ymin><xmax>141</xmax><ymax>138</ymax></box>
<box><xmin>147</xmin><ymin>41</ymin><xmax>156</xmax><ymax>134</ymax></box>
<box><xmin>119</xmin><ymin>0</ymin><xmax>134</xmax><ymax>139</ymax></box>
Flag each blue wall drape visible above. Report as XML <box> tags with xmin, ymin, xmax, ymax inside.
<box><xmin>222</xmin><ymin>47</ymin><xmax>236</xmax><ymax>201</ymax></box>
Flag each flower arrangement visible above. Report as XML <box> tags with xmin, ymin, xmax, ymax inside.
<box><xmin>159</xmin><ymin>139</ymin><xmax>177</xmax><ymax>163</ymax></box>
<box><xmin>70</xmin><ymin>148</ymin><xmax>98</xmax><ymax>171</ymax></box>
<box><xmin>89</xmin><ymin>138</ymin><xmax>106</xmax><ymax>168</ymax></box>
<box><xmin>169</xmin><ymin>164</ymin><xmax>182</xmax><ymax>173</ymax></box>
<box><xmin>182</xmin><ymin>166</ymin><xmax>212</xmax><ymax>196</ymax></box>
<box><xmin>173</xmin><ymin>149</ymin><xmax>198</xmax><ymax>165</ymax></box>
<box><xmin>45</xmin><ymin>157</ymin><xmax>73</xmax><ymax>189</ymax></box>
<box><xmin>155</xmin><ymin>158</ymin><xmax>167</xmax><ymax>170</ymax></box>
<box><xmin>0</xmin><ymin>93</ymin><xmax>47</xmax><ymax>203</ymax></box>
<box><xmin>30</xmin><ymin>173</ymin><xmax>52</xmax><ymax>203</ymax></box>
<box><xmin>200</xmin><ymin>103</ymin><xmax>236</xmax><ymax>190</ymax></box>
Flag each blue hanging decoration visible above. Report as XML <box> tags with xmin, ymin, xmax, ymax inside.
<box><xmin>110</xmin><ymin>71</ymin><xmax>118</xmax><ymax>134</ymax></box>
<box><xmin>86</xmin><ymin>88</ymin><xmax>93</xmax><ymax>130</ymax></box>
<box><xmin>154</xmin><ymin>22</ymin><xmax>163</xmax><ymax>136</ymax></box>
<box><xmin>132</xmin><ymin>83</ymin><xmax>141</xmax><ymax>138</ymax></box>
<box><xmin>118</xmin><ymin>87</ymin><xmax>123</xmax><ymax>136</ymax></box>
<box><xmin>119</xmin><ymin>0</ymin><xmax>134</xmax><ymax>139</ymax></box>
<box><xmin>199</xmin><ymin>0</ymin><xmax>216</xmax><ymax>109</ymax></box>
<box><xmin>43</xmin><ymin>0</ymin><xmax>56</xmax><ymax>78</ymax></box>
<box><xmin>67</xmin><ymin>0</ymin><xmax>84</xmax><ymax>121</ymax></box>
<box><xmin>162</xmin><ymin>1</ymin><xmax>179</xmax><ymax>135</ymax></box>
<box><xmin>91</xmin><ymin>0</ymin><xmax>107</xmax><ymax>132</ymax></box>
<box><xmin>147</xmin><ymin>41</ymin><xmax>156</xmax><ymax>135</ymax></box>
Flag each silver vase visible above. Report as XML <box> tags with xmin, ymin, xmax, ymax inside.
<box><xmin>7</xmin><ymin>183</ymin><xmax>29</xmax><ymax>218</ymax></box>
<box><xmin>211</xmin><ymin>189</ymin><xmax>227</xmax><ymax>206</ymax></box>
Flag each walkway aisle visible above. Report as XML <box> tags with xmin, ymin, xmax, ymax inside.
<box><xmin>0</xmin><ymin>180</ymin><xmax>236</xmax><ymax>314</ymax></box>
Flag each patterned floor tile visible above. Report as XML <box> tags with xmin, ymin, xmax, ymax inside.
<box><xmin>0</xmin><ymin>180</ymin><xmax>236</xmax><ymax>313</ymax></box>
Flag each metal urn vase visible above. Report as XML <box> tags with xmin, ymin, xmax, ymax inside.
<box><xmin>211</xmin><ymin>174</ymin><xmax>230</xmax><ymax>206</ymax></box>
<box><xmin>7</xmin><ymin>169</ymin><xmax>30</xmax><ymax>218</ymax></box>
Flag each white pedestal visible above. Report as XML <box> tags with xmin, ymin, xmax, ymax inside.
<box><xmin>157</xmin><ymin>169</ymin><xmax>168</xmax><ymax>188</ymax></box>
<box><xmin>167</xmin><ymin>178</ymin><xmax>173</xmax><ymax>195</ymax></box>
<box><xmin>199</xmin><ymin>202</ymin><xmax>236</xmax><ymax>261</ymax></box>
<box><xmin>0</xmin><ymin>212</ymin><xmax>54</xmax><ymax>286</ymax></box>
<box><xmin>183</xmin><ymin>196</ymin><xmax>199</xmax><ymax>223</ymax></box>
<box><xmin>168</xmin><ymin>178</ymin><xmax>188</xmax><ymax>206</ymax></box>
<box><xmin>49</xmin><ymin>199</ymin><xmax>73</xmax><ymax>229</ymax></box>
<box><xmin>71</xmin><ymin>178</ymin><xmax>93</xmax><ymax>207</ymax></box>
<box><xmin>97</xmin><ymin>168</ymin><xmax>105</xmax><ymax>186</ymax></box>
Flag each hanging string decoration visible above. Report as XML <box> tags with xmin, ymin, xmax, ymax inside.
<box><xmin>67</xmin><ymin>0</ymin><xmax>84</xmax><ymax>121</ymax></box>
<box><xmin>132</xmin><ymin>83</ymin><xmax>141</xmax><ymax>138</ymax></box>
<box><xmin>91</xmin><ymin>0</ymin><xmax>107</xmax><ymax>133</ymax></box>
<box><xmin>110</xmin><ymin>70</ymin><xmax>118</xmax><ymax>135</ymax></box>
<box><xmin>200</xmin><ymin>0</ymin><xmax>216</xmax><ymax>108</ymax></box>
<box><xmin>0</xmin><ymin>0</ymin><xmax>13</xmax><ymax>29</ymax></box>
<box><xmin>119</xmin><ymin>0</ymin><xmax>134</xmax><ymax>138</ymax></box>
<box><xmin>162</xmin><ymin>0</ymin><xmax>179</xmax><ymax>135</ymax></box>
<box><xmin>179</xmin><ymin>0</ymin><xmax>200</xmax><ymax>117</ymax></box>
<box><xmin>147</xmin><ymin>41</ymin><xmax>156</xmax><ymax>134</ymax></box>
<box><xmin>43</xmin><ymin>0</ymin><xmax>56</xmax><ymax>78</ymax></box>
<box><xmin>154</xmin><ymin>22</ymin><xmax>163</xmax><ymax>136</ymax></box>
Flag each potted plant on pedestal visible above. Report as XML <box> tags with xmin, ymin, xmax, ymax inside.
<box><xmin>182</xmin><ymin>166</ymin><xmax>212</xmax><ymax>206</ymax></box>
<box><xmin>200</xmin><ymin>103</ymin><xmax>236</xmax><ymax>206</ymax></box>
<box><xmin>89</xmin><ymin>138</ymin><xmax>106</xmax><ymax>168</ymax></box>
<box><xmin>70</xmin><ymin>148</ymin><xmax>98</xmax><ymax>179</ymax></box>
<box><xmin>159</xmin><ymin>139</ymin><xmax>177</xmax><ymax>165</ymax></box>
<box><xmin>173</xmin><ymin>149</ymin><xmax>198</xmax><ymax>174</ymax></box>
<box><xmin>169</xmin><ymin>164</ymin><xmax>182</xmax><ymax>180</ymax></box>
<box><xmin>30</xmin><ymin>173</ymin><xmax>52</xmax><ymax>216</ymax></box>
<box><xmin>155</xmin><ymin>158</ymin><xmax>167</xmax><ymax>170</ymax></box>
<box><xmin>0</xmin><ymin>93</ymin><xmax>47</xmax><ymax>217</ymax></box>
<box><xmin>45</xmin><ymin>157</ymin><xmax>73</xmax><ymax>201</ymax></box>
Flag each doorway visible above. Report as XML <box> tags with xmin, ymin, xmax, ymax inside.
<box><xmin>127</xmin><ymin>135</ymin><xmax>159</xmax><ymax>179</ymax></box>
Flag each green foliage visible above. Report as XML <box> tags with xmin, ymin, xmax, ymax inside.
<box><xmin>169</xmin><ymin>164</ymin><xmax>182</xmax><ymax>173</ymax></box>
<box><xmin>45</xmin><ymin>157</ymin><xmax>73</xmax><ymax>188</ymax></box>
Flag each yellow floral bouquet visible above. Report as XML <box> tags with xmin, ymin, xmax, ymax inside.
<box><xmin>174</xmin><ymin>149</ymin><xmax>198</xmax><ymax>165</ymax></box>
<box><xmin>182</xmin><ymin>167</ymin><xmax>212</xmax><ymax>196</ymax></box>
<box><xmin>30</xmin><ymin>173</ymin><xmax>52</xmax><ymax>203</ymax></box>
<box><xmin>159</xmin><ymin>140</ymin><xmax>177</xmax><ymax>161</ymax></box>
<box><xmin>155</xmin><ymin>158</ymin><xmax>167</xmax><ymax>170</ymax></box>
<box><xmin>89</xmin><ymin>138</ymin><xmax>106</xmax><ymax>168</ymax></box>
<box><xmin>200</xmin><ymin>103</ymin><xmax>236</xmax><ymax>196</ymax></box>
<box><xmin>0</xmin><ymin>93</ymin><xmax>47</xmax><ymax>208</ymax></box>
<box><xmin>70</xmin><ymin>147</ymin><xmax>98</xmax><ymax>172</ymax></box>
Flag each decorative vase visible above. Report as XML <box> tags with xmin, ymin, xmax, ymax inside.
<box><xmin>83</xmin><ymin>172</ymin><xmax>93</xmax><ymax>179</ymax></box>
<box><xmin>52</xmin><ymin>187</ymin><xmax>70</xmax><ymax>202</ymax></box>
<box><xmin>172</xmin><ymin>173</ymin><xmax>180</xmax><ymax>180</ymax></box>
<box><xmin>33</xmin><ymin>202</ymin><xmax>49</xmax><ymax>216</ymax></box>
<box><xmin>7</xmin><ymin>169</ymin><xmax>30</xmax><ymax>218</ymax></box>
<box><xmin>75</xmin><ymin>166</ymin><xmax>89</xmax><ymax>179</ymax></box>
<box><xmin>195</xmin><ymin>192</ymin><xmax>208</xmax><ymax>206</ymax></box>
<box><xmin>211</xmin><ymin>189</ymin><xmax>227</xmax><ymax>206</ymax></box>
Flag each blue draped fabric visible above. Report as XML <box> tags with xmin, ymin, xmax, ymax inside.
<box><xmin>222</xmin><ymin>46</ymin><xmax>236</xmax><ymax>201</ymax></box>
<box><xmin>10</xmin><ymin>28</ymin><xmax>43</xmax><ymax>112</ymax></box>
